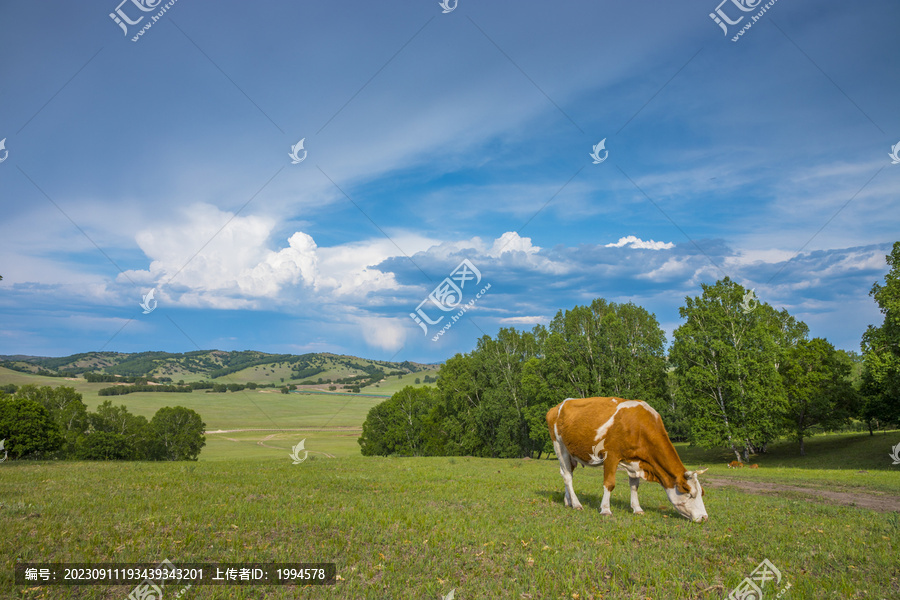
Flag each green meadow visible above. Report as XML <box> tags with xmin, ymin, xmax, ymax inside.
<box><xmin>1</xmin><ymin>368</ymin><xmax>899</xmax><ymax>599</ymax></box>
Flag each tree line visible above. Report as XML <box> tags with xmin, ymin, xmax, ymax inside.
<box><xmin>98</xmin><ymin>384</ymin><xmax>194</xmax><ymax>396</ymax></box>
<box><xmin>0</xmin><ymin>385</ymin><xmax>205</xmax><ymax>461</ymax></box>
<box><xmin>360</xmin><ymin>242</ymin><xmax>900</xmax><ymax>460</ymax></box>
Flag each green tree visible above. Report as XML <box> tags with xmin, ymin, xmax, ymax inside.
<box><xmin>0</xmin><ymin>394</ymin><xmax>64</xmax><ymax>458</ymax></box>
<box><xmin>780</xmin><ymin>338</ymin><xmax>857</xmax><ymax>455</ymax></box>
<box><xmin>86</xmin><ymin>400</ymin><xmax>152</xmax><ymax>459</ymax></box>
<box><xmin>541</xmin><ymin>299</ymin><xmax>668</xmax><ymax>403</ymax></box>
<box><xmin>15</xmin><ymin>385</ymin><xmax>88</xmax><ymax>457</ymax></box>
<box><xmin>520</xmin><ymin>356</ymin><xmax>555</xmax><ymax>458</ymax></box>
<box><xmin>670</xmin><ymin>278</ymin><xmax>805</xmax><ymax>461</ymax></box>
<box><xmin>860</xmin><ymin>241</ymin><xmax>900</xmax><ymax>431</ymax></box>
<box><xmin>147</xmin><ymin>406</ymin><xmax>206</xmax><ymax>460</ymax></box>
<box><xmin>77</xmin><ymin>432</ymin><xmax>136</xmax><ymax>460</ymax></box>
<box><xmin>359</xmin><ymin>386</ymin><xmax>440</xmax><ymax>456</ymax></box>
<box><xmin>433</xmin><ymin>328</ymin><xmax>543</xmax><ymax>458</ymax></box>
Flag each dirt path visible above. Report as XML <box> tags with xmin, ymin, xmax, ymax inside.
<box><xmin>256</xmin><ymin>433</ymin><xmax>280</xmax><ymax>449</ymax></box>
<box><xmin>704</xmin><ymin>476</ymin><xmax>900</xmax><ymax>513</ymax></box>
<box><xmin>208</xmin><ymin>431</ymin><xmax>337</xmax><ymax>458</ymax></box>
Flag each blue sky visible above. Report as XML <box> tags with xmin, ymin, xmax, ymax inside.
<box><xmin>1</xmin><ymin>0</ymin><xmax>898</xmax><ymax>363</ymax></box>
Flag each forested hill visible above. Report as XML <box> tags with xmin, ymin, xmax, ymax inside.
<box><xmin>0</xmin><ymin>350</ymin><xmax>435</xmax><ymax>381</ymax></box>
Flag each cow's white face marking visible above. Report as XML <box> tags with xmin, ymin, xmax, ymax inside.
<box><xmin>665</xmin><ymin>471</ymin><xmax>708</xmax><ymax>522</ymax></box>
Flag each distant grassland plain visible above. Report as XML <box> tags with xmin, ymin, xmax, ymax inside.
<box><xmin>1</xmin><ymin>367</ymin><xmax>899</xmax><ymax>598</ymax></box>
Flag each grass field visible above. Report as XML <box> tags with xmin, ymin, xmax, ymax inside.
<box><xmin>3</xmin><ymin>453</ymin><xmax>899</xmax><ymax>599</ymax></box>
<box><xmin>2</xmin><ymin>369</ymin><xmax>899</xmax><ymax>598</ymax></box>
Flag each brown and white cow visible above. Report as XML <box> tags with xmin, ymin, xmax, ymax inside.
<box><xmin>546</xmin><ymin>397</ymin><xmax>708</xmax><ymax>522</ymax></box>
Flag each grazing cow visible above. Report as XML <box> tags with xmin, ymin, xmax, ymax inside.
<box><xmin>748</xmin><ymin>464</ymin><xmax>759</xmax><ymax>469</ymax></box>
<box><xmin>547</xmin><ymin>397</ymin><xmax>708</xmax><ymax>523</ymax></box>
<box><xmin>727</xmin><ymin>460</ymin><xmax>743</xmax><ymax>469</ymax></box>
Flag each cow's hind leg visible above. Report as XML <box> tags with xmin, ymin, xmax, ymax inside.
<box><xmin>629</xmin><ymin>476</ymin><xmax>644</xmax><ymax>514</ymax></box>
<box><xmin>553</xmin><ymin>439</ymin><xmax>583</xmax><ymax>510</ymax></box>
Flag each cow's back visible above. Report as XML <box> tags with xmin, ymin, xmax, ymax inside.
<box><xmin>547</xmin><ymin>397</ymin><xmax>620</xmax><ymax>460</ymax></box>
<box><xmin>547</xmin><ymin>396</ymin><xmax>663</xmax><ymax>465</ymax></box>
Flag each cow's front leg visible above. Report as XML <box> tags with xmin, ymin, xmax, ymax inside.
<box><xmin>600</xmin><ymin>458</ymin><xmax>617</xmax><ymax>515</ymax></box>
<box><xmin>629</xmin><ymin>476</ymin><xmax>644</xmax><ymax>514</ymax></box>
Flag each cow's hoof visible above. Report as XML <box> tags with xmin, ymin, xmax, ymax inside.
<box><xmin>633</xmin><ymin>510</ymin><xmax>644</xmax><ymax>515</ymax></box>
<box><xmin>599</xmin><ymin>510</ymin><xmax>612</xmax><ymax>516</ymax></box>
<box><xmin>572</xmin><ymin>504</ymin><xmax>583</xmax><ymax>510</ymax></box>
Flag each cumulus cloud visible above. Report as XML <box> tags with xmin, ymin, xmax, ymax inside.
<box><xmin>107</xmin><ymin>205</ymin><xmax>890</xmax><ymax>356</ymax></box>
<box><xmin>119</xmin><ymin>203</ymin><xmax>445</xmax><ymax>310</ymax></box>
<box><xmin>488</xmin><ymin>232</ymin><xmax>541</xmax><ymax>257</ymax></box>
<box><xmin>238</xmin><ymin>232</ymin><xmax>318</xmax><ymax>297</ymax></box>
<box><xmin>605</xmin><ymin>235</ymin><xmax>675</xmax><ymax>250</ymax></box>
<box><xmin>121</xmin><ymin>203</ymin><xmax>274</xmax><ymax>293</ymax></box>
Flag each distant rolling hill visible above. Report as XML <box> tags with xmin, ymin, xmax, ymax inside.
<box><xmin>0</xmin><ymin>350</ymin><xmax>439</xmax><ymax>390</ymax></box>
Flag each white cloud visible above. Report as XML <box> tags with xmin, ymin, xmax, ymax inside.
<box><xmin>605</xmin><ymin>236</ymin><xmax>674</xmax><ymax>250</ymax></box>
<box><xmin>122</xmin><ymin>203</ymin><xmax>273</xmax><ymax>291</ymax></box>
<box><xmin>497</xmin><ymin>315</ymin><xmax>550</xmax><ymax>325</ymax></box>
<box><xmin>489</xmin><ymin>232</ymin><xmax>541</xmax><ymax>257</ymax></box>
<box><xmin>238</xmin><ymin>232</ymin><xmax>318</xmax><ymax>297</ymax></box>
<box><xmin>118</xmin><ymin>203</ymin><xmax>447</xmax><ymax>309</ymax></box>
<box><xmin>358</xmin><ymin>316</ymin><xmax>407</xmax><ymax>352</ymax></box>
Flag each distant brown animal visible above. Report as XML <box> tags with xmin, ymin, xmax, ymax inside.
<box><xmin>727</xmin><ymin>460</ymin><xmax>743</xmax><ymax>469</ymax></box>
<box><xmin>747</xmin><ymin>464</ymin><xmax>759</xmax><ymax>469</ymax></box>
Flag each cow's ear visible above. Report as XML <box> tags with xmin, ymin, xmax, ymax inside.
<box><xmin>677</xmin><ymin>474</ymin><xmax>692</xmax><ymax>495</ymax></box>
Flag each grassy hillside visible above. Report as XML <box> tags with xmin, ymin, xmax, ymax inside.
<box><xmin>2</xmin><ymin>455</ymin><xmax>897</xmax><ymax>599</ymax></box>
<box><xmin>0</xmin><ymin>351</ymin><xmax>439</xmax><ymax>390</ymax></box>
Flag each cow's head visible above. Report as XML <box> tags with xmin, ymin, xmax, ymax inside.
<box><xmin>665</xmin><ymin>468</ymin><xmax>708</xmax><ymax>522</ymax></box>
